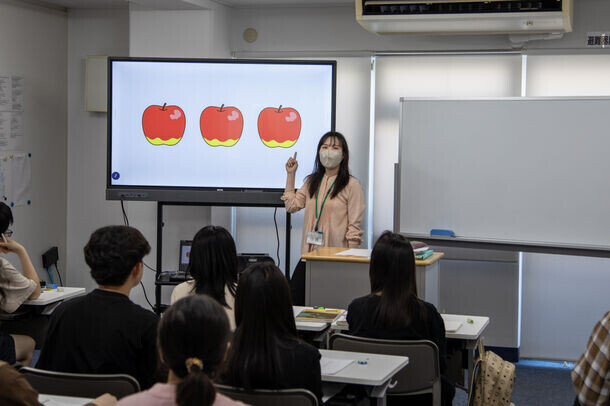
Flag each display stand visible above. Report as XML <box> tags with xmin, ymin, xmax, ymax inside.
<box><xmin>154</xmin><ymin>201</ymin><xmax>291</xmax><ymax>314</ymax></box>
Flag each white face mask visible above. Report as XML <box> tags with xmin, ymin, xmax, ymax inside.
<box><xmin>319</xmin><ymin>149</ymin><xmax>343</xmax><ymax>169</ymax></box>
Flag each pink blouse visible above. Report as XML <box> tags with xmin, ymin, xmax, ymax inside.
<box><xmin>282</xmin><ymin>175</ymin><xmax>365</xmax><ymax>255</ymax></box>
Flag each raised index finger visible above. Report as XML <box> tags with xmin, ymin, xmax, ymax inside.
<box><xmin>293</xmin><ymin>152</ymin><xmax>297</xmax><ymax>160</ymax></box>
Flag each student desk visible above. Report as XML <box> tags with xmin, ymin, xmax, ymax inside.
<box><xmin>320</xmin><ymin>349</ymin><xmax>408</xmax><ymax>406</ymax></box>
<box><xmin>330</xmin><ymin>313</ymin><xmax>490</xmax><ymax>390</ymax></box>
<box><xmin>24</xmin><ymin>287</ymin><xmax>86</xmax><ymax>308</ymax></box>
<box><xmin>293</xmin><ymin>306</ymin><xmax>335</xmax><ymax>332</ymax></box>
<box><xmin>38</xmin><ymin>393</ymin><xmax>92</xmax><ymax>405</ymax></box>
<box><xmin>1</xmin><ymin>287</ymin><xmax>86</xmax><ymax>349</ymax></box>
<box><xmin>301</xmin><ymin>247</ymin><xmax>443</xmax><ymax>309</ymax></box>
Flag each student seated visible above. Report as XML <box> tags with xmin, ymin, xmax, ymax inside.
<box><xmin>170</xmin><ymin>226</ymin><xmax>238</xmax><ymax>330</ymax></box>
<box><xmin>0</xmin><ymin>202</ymin><xmax>40</xmax><ymax>366</ymax></box>
<box><xmin>117</xmin><ymin>295</ymin><xmax>245</xmax><ymax>406</ymax></box>
<box><xmin>223</xmin><ymin>262</ymin><xmax>322</xmax><ymax>400</ymax></box>
<box><xmin>37</xmin><ymin>226</ymin><xmax>159</xmax><ymax>389</ymax></box>
<box><xmin>571</xmin><ymin>310</ymin><xmax>609</xmax><ymax>406</ymax></box>
<box><xmin>347</xmin><ymin>231</ymin><xmax>455</xmax><ymax>406</ymax></box>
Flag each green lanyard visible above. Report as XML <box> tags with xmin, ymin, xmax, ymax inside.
<box><xmin>314</xmin><ymin>178</ymin><xmax>336</xmax><ymax>231</ymax></box>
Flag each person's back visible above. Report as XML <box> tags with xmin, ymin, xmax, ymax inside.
<box><xmin>347</xmin><ymin>231</ymin><xmax>454</xmax><ymax>406</ymax></box>
<box><xmin>37</xmin><ymin>225</ymin><xmax>158</xmax><ymax>389</ymax></box>
<box><xmin>37</xmin><ymin>288</ymin><xmax>158</xmax><ymax>387</ymax></box>
<box><xmin>170</xmin><ymin>226</ymin><xmax>238</xmax><ymax>330</ymax></box>
<box><xmin>117</xmin><ymin>295</ymin><xmax>245</xmax><ymax>406</ymax></box>
<box><xmin>223</xmin><ymin>262</ymin><xmax>322</xmax><ymax>401</ymax></box>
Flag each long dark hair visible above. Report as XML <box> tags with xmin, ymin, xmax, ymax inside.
<box><xmin>0</xmin><ymin>202</ymin><xmax>14</xmax><ymax>301</ymax></box>
<box><xmin>369</xmin><ymin>231</ymin><xmax>420</xmax><ymax>329</ymax></box>
<box><xmin>224</xmin><ymin>262</ymin><xmax>298</xmax><ymax>389</ymax></box>
<box><xmin>159</xmin><ymin>295</ymin><xmax>230</xmax><ymax>406</ymax></box>
<box><xmin>307</xmin><ymin>131</ymin><xmax>351</xmax><ymax>199</ymax></box>
<box><xmin>187</xmin><ymin>226</ymin><xmax>238</xmax><ymax>307</ymax></box>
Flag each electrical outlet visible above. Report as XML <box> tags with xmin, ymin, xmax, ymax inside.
<box><xmin>42</xmin><ymin>246</ymin><xmax>59</xmax><ymax>268</ymax></box>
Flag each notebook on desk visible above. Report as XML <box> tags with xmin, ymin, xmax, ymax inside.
<box><xmin>296</xmin><ymin>308</ymin><xmax>343</xmax><ymax>322</ymax></box>
<box><xmin>444</xmin><ymin>321</ymin><xmax>463</xmax><ymax>332</ymax></box>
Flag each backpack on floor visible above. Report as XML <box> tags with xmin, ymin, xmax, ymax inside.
<box><xmin>468</xmin><ymin>339</ymin><xmax>516</xmax><ymax>406</ymax></box>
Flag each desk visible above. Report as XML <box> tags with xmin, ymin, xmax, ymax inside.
<box><xmin>25</xmin><ymin>287</ymin><xmax>86</xmax><ymax>307</ymax></box>
<box><xmin>320</xmin><ymin>349</ymin><xmax>409</xmax><ymax>406</ymax></box>
<box><xmin>1</xmin><ymin>287</ymin><xmax>87</xmax><ymax>349</ymax></box>
<box><xmin>293</xmin><ymin>305</ymin><xmax>343</xmax><ymax>332</ymax></box>
<box><xmin>302</xmin><ymin>247</ymin><xmax>443</xmax><ymax>309</ymax></box>
<box><xmin>330</xmin><ymin>313</ymin><xmax>489</xmax><ymax>389</ymax></box>
<box><xmin>38</xmin><ymin>393</ymin><xmax>92</xmax><ymax>405</ymax></box>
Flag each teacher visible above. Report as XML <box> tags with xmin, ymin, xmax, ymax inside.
<box><xmin>282</xmin><ymin>132</ymin><xmax>365</xmax><ymax>303</ymax></box>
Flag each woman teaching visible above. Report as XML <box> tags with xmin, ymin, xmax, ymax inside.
<box><xmin>282</xmin><ymin>131</ymin><xmax>365</xmax><ymax>255</ymax></box>
<box><xmin>282</xmin><ymin>131</ymin><xmax>365</xmax><ymax>304</ymax></box>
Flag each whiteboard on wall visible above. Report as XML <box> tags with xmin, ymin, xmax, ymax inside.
<box><xmin>397</xmin><ymin>97</ymin><xmax>610</xmax><ymax>253</ymax></box>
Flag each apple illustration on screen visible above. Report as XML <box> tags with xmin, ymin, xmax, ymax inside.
<box><xmin>142</xmin><ymin>103</ymin><xmax>186</xmax><ymax>146</ymax></box>
<box><xmin>258</xmin><ymin>105</ymin><xmax>301</xmax><ymax>148</ymax></box>
<box><xmin>200</xmin><ymin>104</ymin><xmax>244</xmax><ymax>147</ymax></box>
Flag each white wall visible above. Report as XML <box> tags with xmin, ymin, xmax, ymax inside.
<box><xmin>0</xmin><ymin>0</ymin><xmax>67</xmax><ymax>283</ymax></box>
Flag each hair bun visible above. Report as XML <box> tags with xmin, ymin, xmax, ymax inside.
<box><xmin>185</xmin><ymin>357</ymin><xmax>204</xmax><ymax>373</ymax></box>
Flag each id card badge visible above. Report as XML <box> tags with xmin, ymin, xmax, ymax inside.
<box><xmin>307</xmin><ymin>230</ymin><xmax>324</xmax><ymax>246</ymax></box>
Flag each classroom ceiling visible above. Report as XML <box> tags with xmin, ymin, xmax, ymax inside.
<box><xmin>33</xmin><ymin>0</ymin><xmax>353</xmax><ymax>10</ymax></box>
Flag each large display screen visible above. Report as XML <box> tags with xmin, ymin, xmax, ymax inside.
<box><xmin>107</xmin><ymin>57</ymin><xmax>336</xmax><ymax>204</ymax></box>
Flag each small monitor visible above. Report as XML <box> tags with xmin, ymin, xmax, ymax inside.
<box><xmin>179</xmin><ymin>240</ymin><xmax>192</xmax><ymax>272</ymax></box>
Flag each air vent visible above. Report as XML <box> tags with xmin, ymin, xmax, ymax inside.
<box><xmin>362</xmin><ymin>0</ymin><xmax>563</xmax><ymax>16</ymax></box>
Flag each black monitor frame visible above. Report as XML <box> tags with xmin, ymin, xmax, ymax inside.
<box><xmin>106</xmin><ymin>57</ymin><xmax>336</xmax><ymax>205</ymax></box>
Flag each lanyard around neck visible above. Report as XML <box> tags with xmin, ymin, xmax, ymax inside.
<box><xmin>314</xmin><ymin>177</ymin><xmax>337</xmax><ymax>231</ymax></box>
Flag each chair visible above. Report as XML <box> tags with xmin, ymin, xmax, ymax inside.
<box><xmin>329</xmin><ymin>333</ymin><xmax>441</xmax><ymax>406</ymax></box>
<box><xmin>19</xmin><ymin>366</ymin><xmax>140</xmax><ymax>399</ymax></box>
<box><xmin>216</xmin><ymin>383</ymin><xmax>318</xmax><ymax>406</ymax></box>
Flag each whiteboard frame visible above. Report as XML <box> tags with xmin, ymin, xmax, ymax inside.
<box><xmin>395</xmin><ymin>96</ymin><xmax>610</xmax><ymax>256</ymax></box>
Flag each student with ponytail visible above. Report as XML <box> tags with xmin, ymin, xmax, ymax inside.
<box><xmin>347</xmin><ymin>231</ymin><xmax>455</xmax><ymax>406</ymax></box>
<box><xmin>117</xmin><ymin>295</ymin><xmax>245</xmax><ymax>406</ymax></box>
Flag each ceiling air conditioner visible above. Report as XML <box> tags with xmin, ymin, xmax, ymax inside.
<box><xmin>355</xmin><ymin>0</ymin><xmax>573</xmax><ymax>35</ymax></box>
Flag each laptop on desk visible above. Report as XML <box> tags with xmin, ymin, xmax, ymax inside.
<box><xmin>169</xmin><ymin>240</ymin><xmax>193</xmax><ymax>282</ymax></box>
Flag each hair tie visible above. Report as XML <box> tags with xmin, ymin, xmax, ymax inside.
<box><xmin>185</xmin><ymin>357</ymin><xmax>204</xmax><ymax>373</ymax></box>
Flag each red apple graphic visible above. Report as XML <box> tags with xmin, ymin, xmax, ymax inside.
<box><xmin>258</xmin><ymin>105</ymin><xmax>301</xmax><ymax>148</ymax></box>
<box><xmin>200</xmin><ymin>104</ymin><xmax>243</xmax><ymax>147</ymax></box>
<box><xmin>142</xmin><ymin>103</ymin><xmax>186</xmax><ymax>146</ymax></box>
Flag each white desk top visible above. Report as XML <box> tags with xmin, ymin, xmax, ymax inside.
<box><xmin>331</xmin><ymin>313</ymin><xmax>489</xmax><ymax>341</ymax></box>
<box><xmin>25</xmin><ymin>287</ymin><xmax>86</xmax><ymax>306</ymax></box>
<box><xmin>441</xmin><ymin>314</ymin><xmax>489</xmax><ymax>341</ymax></box>
<box><xmin>293</xmin><ymin>306</ymin><xmax>345</xmax><ymax>332</ymax></box>
<box><xmin>39</xmin><ymin>393</ymin><xmax>92</xmax><ymax>405</ymax></box>
<box><xmin>320</xmin><ymin>349</ymin><xmax>409</xmax><ymax>386</ymax></box>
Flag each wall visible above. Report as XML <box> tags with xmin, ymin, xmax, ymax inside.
<box><xmin>0</xmin><ymin>0</ymin><xmax>67</xmax><ymax>283</ymax></box>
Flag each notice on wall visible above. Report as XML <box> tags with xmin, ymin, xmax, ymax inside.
<box><xmin>0</xmin><ymin>152</ymin><xmax>31</xmax><ymax>207</ymax></box>
<box><xmin>0</xmin><ymin>112</ymin><xmax>9</xmax><ymax>148</ymax></box>
<box><xmin>11</xmin><ymin>76</ymin><xmax>24</xmax><ymax>112</ymax></box>
<box><xmin>0</xmin><ymin>75</ymin><xmax>24</xmax><ymax>151</ymax></box>
<box><xmin>0</xmin><ymin>76</ymin><xmax>9</xmax><ymax>111</ymax></box>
